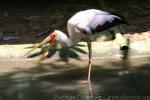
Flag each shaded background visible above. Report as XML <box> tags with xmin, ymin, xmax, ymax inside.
<box><xmin>0</xmin><ymin>0</ymin><xmax>150</xmax><ymax>44</ymax></box>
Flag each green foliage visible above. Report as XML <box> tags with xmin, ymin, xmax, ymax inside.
<box><xmin>27</xmin><ymin>44</ymin><xmax>87</xmax><ymax>62</ymax></box>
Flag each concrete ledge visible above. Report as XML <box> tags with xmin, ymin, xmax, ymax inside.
<box><xmin>0</xmin><ymin>38</ymin><xmax>150</xmax><ymax>59</ymax></box>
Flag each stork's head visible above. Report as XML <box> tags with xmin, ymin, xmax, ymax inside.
<box><xmin>49</xmin><ymin>30</ymin><xmax>72</xmax><ymax>47</ymax></box>
<box><xmin>48</xmin><ymin>30</ymin><xmax>72</xmax><ymax>47</ymax></box>
<box><xmin>38</xmin><ymin>30</ymin><xmax>72</xmax><ymax>47</ymax></box>
<box><xmin>24</xmin><ymin>30</ymin><xmax>73</xmax><ymax>57</ymax></box>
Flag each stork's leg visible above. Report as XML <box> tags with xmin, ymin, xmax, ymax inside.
<box><xmin>87</xmin><ymin>41</ymin><xmax>92</xmax><ymax>81</ymax></box>
<box><xmin>78</xmin><ymin>41</ymin><xmax>92</xmax><ymax>84</ymax></box>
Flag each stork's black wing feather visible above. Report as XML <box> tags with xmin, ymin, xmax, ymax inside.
<box><xmin>109</xmin><ymin>12</ymin><xmax>128</xmax><ymax>24</ymax></box>
<box><xmin>89</xmin><ymin>13</ymin><xmax>127</xmax><ymax>34</ymax></box>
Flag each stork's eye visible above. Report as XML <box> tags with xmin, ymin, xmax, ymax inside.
<box><xmin>51</xmin><ymin>34</ymin><xmax>56</xmax><ymax>38</ymax></box>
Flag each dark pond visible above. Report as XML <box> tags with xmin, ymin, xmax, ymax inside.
<box><xmin>0</xmin><ymin>56</ymin><xmax>150</xmax><ymax>100</ymax></box>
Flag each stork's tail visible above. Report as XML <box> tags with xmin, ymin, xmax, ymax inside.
<box><xmin>110</xmin><ymin>12</ymin><xmax>129</xmax><ymax>24</ymax></box>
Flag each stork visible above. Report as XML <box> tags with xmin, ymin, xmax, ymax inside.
<box><xmin>25</xmin><ymin>9</ymin><xmax>127</xmax><ymax>82</ymax></box>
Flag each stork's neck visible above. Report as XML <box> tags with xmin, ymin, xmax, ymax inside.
<box><xmin>55</xmin><ymin>30</ymin><xmax>73</xmax><ymax>47</ymax></box>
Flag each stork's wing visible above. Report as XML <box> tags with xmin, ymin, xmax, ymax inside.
<box><xmin>68</xmin><ymin>9</ymin><xmax>127</xmax><ymax>35</ymax></box>
<box><xmin>89</xmin><ymin>14</ymin><xmax>127</xmax><ymax>34</ymax></box>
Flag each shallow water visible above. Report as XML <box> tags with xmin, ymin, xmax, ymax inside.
<box><xmin>0</xmin><ymin>57</ymin><xmax>150</xmax><ymax>100</ymax></box>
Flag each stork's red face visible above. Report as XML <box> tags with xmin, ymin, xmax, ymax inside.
<box><xmin>49</xmin><ymin>32</ymin><xmax>57</xmax><ymax>47</ymax></box>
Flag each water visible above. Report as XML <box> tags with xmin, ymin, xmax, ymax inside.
<box><xmin>0</xmin><ymin>57</ymin><xmax>150</xmax><ymax>100</ymax></box>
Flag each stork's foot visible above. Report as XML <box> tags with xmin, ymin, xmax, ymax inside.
<box><xmin>78</xmin><ymin>79</ymin><xmax>90</xmax><ymax>84</ymax></box>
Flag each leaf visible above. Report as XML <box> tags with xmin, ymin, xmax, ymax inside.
<box><xmin>68</xmin><ymin>49</ymin><xmax>80</xmax><ymax>60</ymax></box>
<box><xmin>59</xmin><ymin>48</ymin><xmax>69</xmax><ymax>62</ymax></box>
<box><xmin>39</xmin><ymin>45</ymin><xmax>56</xmax><ymax>60</ymax></box>
<box><xmin>24</xmin><ymin>36</ymin><xmax>50</xmax><ymax>57</ymax></box>
<box><xmin>47</xmin><ymin>48</ymin><xmax>57</xmax><ymax>58</ymax></box>
<box><xmin>71</xmin><ymin>46</ymin><xmax>87</xmax><ymax>54</ymax></box>
<box><xmin>26</xmin><ymin>51</ymin><xmax>42</xmax><ymax>58</ymax></box>
<box><xmin>76</xmin><ymin>43</ymin><xmax>86</xmax><ymax>47</ymax></box>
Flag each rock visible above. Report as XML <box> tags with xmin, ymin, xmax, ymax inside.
<box><xmin>3</xmin><ymin>36</ymin><xmax>20</xmax><ymax>41</ymax></box>
<box><xmin>0</xmin><ymin>32</ymin><xmax>3</xmax><ymax>40</ymax></box>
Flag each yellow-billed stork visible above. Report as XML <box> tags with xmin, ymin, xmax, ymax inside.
<box><xmin>25</xmin><ymin>9</ymin><xmax>127</xmax><ymax>82</ymax></box>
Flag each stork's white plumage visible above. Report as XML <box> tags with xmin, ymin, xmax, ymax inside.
<box><xmin>25</xmin><ymin>9</ymin><xmax>127</xmax><ymax>83</ymax></box>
